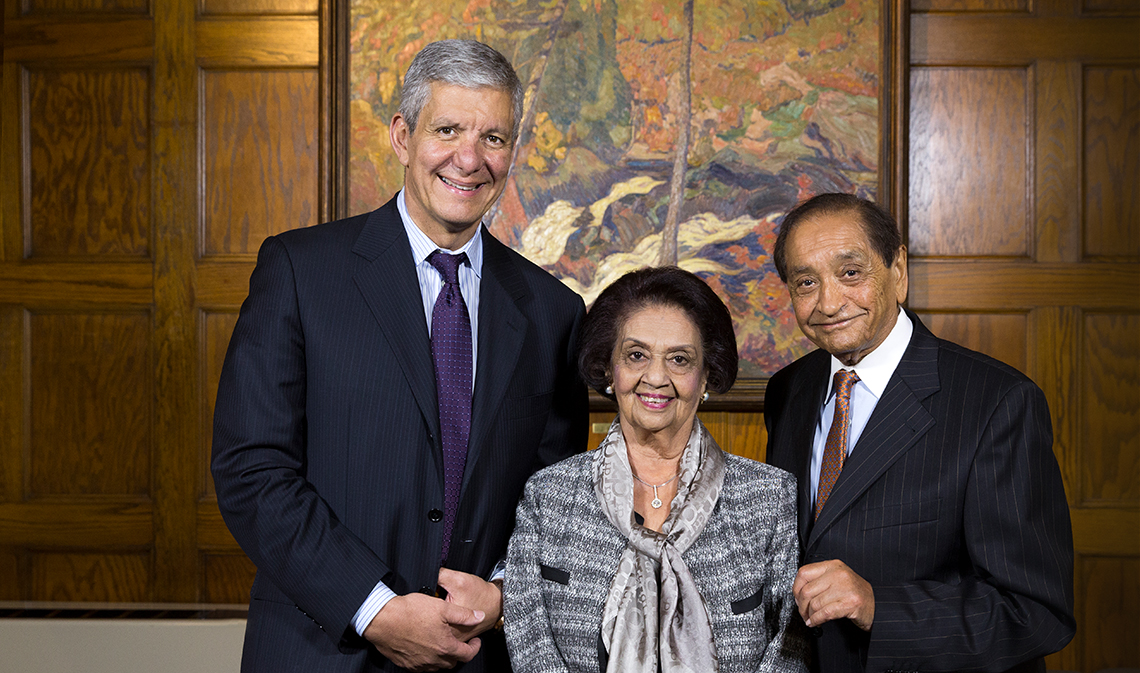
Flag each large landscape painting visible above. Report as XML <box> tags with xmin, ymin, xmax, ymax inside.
<box><xmin>349</xmin><ymin>0</ymin><xmax>882</xmax><ymax>378</ymax></box>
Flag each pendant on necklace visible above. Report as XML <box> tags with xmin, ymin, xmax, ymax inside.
<box><xmin>651</xmin><ymin>485</ymin><xmax>663</xmax><ymax>509</ymax></box>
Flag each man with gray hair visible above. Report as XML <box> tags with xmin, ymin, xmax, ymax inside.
<box><xmin>213</xmin><ymin>39</ymin><xmax>587</xmax><ymax>672</ymax></box>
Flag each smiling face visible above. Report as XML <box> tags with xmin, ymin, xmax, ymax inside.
<box><xmin>389</xmin><ymin>82</ymin><xmax>514</xmax><ymax>247</ymax></box>
<box><xmin>783</xmin><ymin>211</ymin><xmax>908</xmax><ymax>366</ymax></box>
<box><xmin>610</xmin><ymin>304</ymin><xmax>708</xmax><ymax>444</ymax></box>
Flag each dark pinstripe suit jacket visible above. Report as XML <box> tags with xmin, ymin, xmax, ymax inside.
<box><xmin>765</xmin><ymin>311</ymin><xmax>1074</xmax><ymax>673</ymax></box>
<box><xmin>211</xmin><ymin>197</ymin><xmax>588</xmax><ymax>673</ymax></box>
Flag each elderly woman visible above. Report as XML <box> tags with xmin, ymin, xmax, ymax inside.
<box><xmin>504</xmin><ymin>266</ymin><xmax>805</xmax><ymax>673</ymax></box>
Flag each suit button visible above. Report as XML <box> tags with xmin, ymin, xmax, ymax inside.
<box><xmin>811</xmin><ymin>626</ymin><xmax>823</xmax><ymax>637</ymax></box>
<box><xmin>428</xmin><ymin>509</ymin><xmax>443</xmax><ymax>522</ymax></box>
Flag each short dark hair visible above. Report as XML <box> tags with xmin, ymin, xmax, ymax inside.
<box><xmin>772</xmin><ymin>193</ymin><xmax>902</xmax><ymax>282</ymax></box>
<box><xmin>578</xmin><ymin>266</ymin><xmax>738</xmax><ymax>398</ymax></box>
<box><xmin>398</xmin><ymin>39</ymin><xmax>524</xmax><ymax>141</ymax></box>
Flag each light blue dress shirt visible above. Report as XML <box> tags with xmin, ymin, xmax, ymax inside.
<box><xmin>809</xmin><ymin>308</ymin><xmax>913</xmax><ymax>509</ymax></box>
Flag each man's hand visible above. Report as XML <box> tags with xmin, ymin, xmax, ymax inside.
<box><xmin>363</xmin><ymin>592</ymin><xmax>483</xmax><ymax>672</ymax></box>
<box><xmin>793</xmin><ymin>559</ymin><xmax>875</xmax><ymax>631</ymax></box>
<box><xmin>437</xmin><ymin>567</ymin><xmax>502</xmax><ymax>638</ymax></box>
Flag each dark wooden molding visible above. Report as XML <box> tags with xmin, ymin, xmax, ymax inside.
<box><xmin>883</xmin><ymin>0</ymin><xmax>911</xmax><ymax>243</ymax></box>
<box><xmin>588</xmin><ymin>377</ymin><xmax>771</xmax><ymax>413</ymax></box>
<box><xmin>321</xmin><ymin>0</ymin><xmax>350</xmax><ymax>222</ymax></box>
<box><xmin>0</xmin><ymin>601</ymin><xmax>248</xmax><ymax>619</ymax></box>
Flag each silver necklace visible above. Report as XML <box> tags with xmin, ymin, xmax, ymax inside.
<box><xmin>632</xmin><ymin>471</ymin><xmax>679</xmax><ymax>509</ymax></box>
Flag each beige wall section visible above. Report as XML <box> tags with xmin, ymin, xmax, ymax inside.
<box><xmin>1</xmin><ymin>620</ymin><xmax>245</xmax><ymax>673</ymax></box>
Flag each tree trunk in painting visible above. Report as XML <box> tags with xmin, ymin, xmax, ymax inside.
<box><xmin>487</xmin><ymin>0</ymin><xmax>569</xmax><ymax>228</ymax></box>
<box><xmin>658</xmin><ymin>0</ymin><xmax>694</xmax><ymax>267</ymax></box>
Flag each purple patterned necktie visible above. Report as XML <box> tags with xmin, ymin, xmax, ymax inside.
<box><xmin>815</xmin><ymin>369</ymin><xmax>859</xmax><ymax>520</ymax></box>
<box><xmin>427</xmin><ymin>251</ymin><xmax>472</xmax><ymax>562</ymax></box>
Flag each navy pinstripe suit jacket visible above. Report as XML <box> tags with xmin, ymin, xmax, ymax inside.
<box><xmin>212</xmin><ymin>197</ymin><xmax>588</xmax><ymax>672</ymax></box>
<box><xmin>765</xmin><ymin>310</ymin><xmax>1074</xmax><ymax>673</ymax></box>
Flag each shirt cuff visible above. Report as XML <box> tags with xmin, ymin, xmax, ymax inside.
<box><xmin>489</xmin><ymin>559</ymin><xmax>506</xmax><ymax>583</ymax></box>
<box><xmin>352</xmin><ymin>581</ymin><xmax>397</xmax><ymax>636</ymax></box>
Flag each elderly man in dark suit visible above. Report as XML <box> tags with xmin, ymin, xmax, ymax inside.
<box><xmin>212</xmin><ymin>40</ymin><xmax>587</xmax><ymax>672</ymax></box>
<box><xmin>764</xmin><ymin>193</ymin><xmax>1075</xmax><ymax>673</ymax></box>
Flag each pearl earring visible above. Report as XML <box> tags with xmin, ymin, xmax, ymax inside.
<box><xmin>701</xmin><ymin>391</ymin><xmax>709</xmax><ymax>402</ymax></box>
<box><xmin>605</xmin><ymin>384</ymin><xmax>613</xmax><ymax>395</ymax></box>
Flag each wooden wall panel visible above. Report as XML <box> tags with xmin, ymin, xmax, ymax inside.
<box><xmin>200</xmin><ymin>69</ymin><xmax>319</xmax><ymax>257</ymax></box>
<box><xmin>588</xmin><ymin>410</ymin><xmax>768</xmax><ymax>463</ymax></box>
<box><xmin>200</xmin><ymin>310</ymin><xmax>238</xmax><ymax>497</ymax></box>
<box><xmin>915</xmin><ymin>312</ymin><xmax>1028</xmax><ymax>373</ymax></box>
<box><xmin>911</xmin><ymin>1</ymin><xmax>1140</xmax><ymax>668</ymax></box>
<box><xmin>0</xmin><ymin>307</ymin><xmax>24</xmax><ymax>503</ymax></box>
<box><xmin>1036</xmin><ymin>60</ymin><xmax>1081</xmax><ymax>264</ymax></box>
<box><xmin>1077</xmin><ymin>555</ymin><xmax>1140</xmax><ymax>670</ymax></box>
<box><xmin>26</xmin><ymin>68</ymin><xmax>151</xmax><ymax>259</ymax></box>
<box><xmin>202</xmin><ymin>0</ymin><xmax>317</xmax><ymax>14</ymax></box>
<box><xmin>911</xmin><ymin>0</ymin><xmax>1026</xmax><ymax>11</ymax></box>
<box><xmin>201</xmin><ymin>552</ymin><xmax>256</xmax><ymax>604</ymax></box>
<box><xmin>28</xmin><ymin>312</ymin><xmax>152</xmax><ymax>497</ymax></box>
<box><xmin>701</xmin><ymin>411</ymin><xmax>768</xmax><ymax>462</ymax></box>
<box><xmin>1082</xmin><ymin>0</ymin><xmax>1140</xmax><ymax>13</ymax></box>
<box><xmin>1080</xmin><ymin>313</ymin><xmax>1139</xmax><ymax>504</ymax></box>
<box><xmin>909</xmin><ymin>67</ymin><xmax>1030</xmax><ymax>257</ymax></box>
<box><xmin>1083</xmin><ymin>66</ymin><xmax>1139</xmax><ymax>259</ymax></box>
<box><xmin>2</xmin><ymin>0</ymin><xmax>321</xmax><ymax>606</ymax></box>
<box><xmin>31</xmin><ymin>551</ymin><xmax>151</xmax><ymax>601</ymax></box>
<box><xmin>23</xmin><ymin>0</ymin><xmax>148</xmax><ymax>13</ymax></box>
<box><xmin>0</xmin><ymin>549</ymin><xmax>20</xmax><ymax>600</ymax></box>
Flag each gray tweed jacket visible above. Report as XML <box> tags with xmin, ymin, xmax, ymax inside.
<box><xmin>504</xmin><ymin>444</ymin><xmax>808</xmax><ymax>673</ymax></box>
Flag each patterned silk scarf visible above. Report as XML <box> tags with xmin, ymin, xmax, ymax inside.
<box><xmin>593</xmin><ymin>417</ymin><xmax>725</xmax><ymax>673</ymax></box>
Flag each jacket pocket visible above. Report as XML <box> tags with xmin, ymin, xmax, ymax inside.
<box><xmin>730</xmin><ymin>587</ymin><xmax>764</xmax><ymax>615</ymax></box>
<box><xmin>861</xmin><ymin>498</ymin><xmax>942</xmax><ymax>531</ymax></box>
<box><xmin>539</xmin><ymin>564</ymin><xmax>570</xmax><ymax>585</ymax></box>
<box><xmin>506</xmin><ymin>390</ymin><xmax>554</xmax><ymax>420</ymax></box>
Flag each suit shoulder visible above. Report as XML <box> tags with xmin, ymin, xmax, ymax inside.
<box><xmin>770</xmin><ymin>349</ymin><xmax>826</xmax><ymax>385</ymax></box>
<box><xmin>484</xmin><ymin>234</ymin><xmax>583</xmax><ymax>308</ymax></box>
<box><xmin>766</xmin><ymin>349</ymin><xmax>826</xmax><ymax>408</ymax></box>
<box><xmin>934</xmin><ymin>335</ymin><xmax>1039</xmax><ymax>391</ymax></box>
<box><xmin>526</xmin><ymin>451</ymin><xmax>593</xmax><ymax>489</ymax></box>
<box><xmin>723</xmin><ymin>453</ymin><xmax>796</xmax><ymax>493</ymax></box>
<box><xmin>269</xmin><ymin>211</ymin><xmax>371</xmax><ymax>256</ymax></box>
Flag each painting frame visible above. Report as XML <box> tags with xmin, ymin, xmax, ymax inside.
<box><xmin>329</xmin><ymin>0</ymin><xmax>909</xmax><ymax>411</ymax></box>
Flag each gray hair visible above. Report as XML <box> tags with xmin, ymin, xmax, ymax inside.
<box><xmin>398</xmin><ymin>39</ymin><xmax>524</xmax><ymax>141</ymax></box>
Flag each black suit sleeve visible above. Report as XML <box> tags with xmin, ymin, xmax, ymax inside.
<box><xmin>866</xmin><ymin>380</ymin><xmax>1075</xmax><ymax>671</ymax></box>
<box><xmin>211</xmin><ymin>236</ymin><xmax>388</xmax><ymax>641</ymax></box>
<box><xmin>534</xmin><ymin>298</ymin><xmax>588</xmax><ymax>472</ymax></box>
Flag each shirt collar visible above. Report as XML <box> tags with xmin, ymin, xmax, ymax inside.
<box><xmin>827</xmin><ymin>307</ymin><xmax>913</xmax><ymax>401</ymax></box>
<box><xmin>396</xmin><ymin>189</ymin><xmax>484</xmax><ymax>278</ymax></box>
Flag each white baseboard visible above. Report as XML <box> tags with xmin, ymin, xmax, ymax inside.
<box><xmin>0</xmin><ymin>619</ymin><xmax>246</xmax><ymax>673</ymax></box>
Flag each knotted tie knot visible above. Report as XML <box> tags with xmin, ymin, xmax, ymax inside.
<box><xmin>428</xmin><ymin>250</ymin><xmax>467</xmax><ymax>283</ymax></box>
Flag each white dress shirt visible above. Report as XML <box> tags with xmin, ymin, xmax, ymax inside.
<box><xmin>352</xmin><ymin>190</ymin><xmax>485</xmax><ymax>635</ymax></box>
<box><xmin>809</xmin><ymin>308</ymin><xmax>913</xmax><ymax>509</ymax></box>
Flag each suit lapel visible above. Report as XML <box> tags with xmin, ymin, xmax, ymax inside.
<box><xmin>787</xmin><ymin>352</ymin><xmax>830</xmax><ymax>547</ymax></box>
<box><xmin>351</xmin><ymin>199</ymin><xmax>442</xmax><ymax>446</ymax></box>
<box><xmin>463</xmin><ymin>229</ymin><xmax>528</xmax><ymax>492</ymax></box>
<box><xmin>807</xmin><ymin>313</ymin><xmax>941</xmax><ymax>549</ymax></box>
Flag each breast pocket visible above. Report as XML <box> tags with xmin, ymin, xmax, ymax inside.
<box><xmin>540</xmin><ymin>564</ymin><xmax>570</xmax><ymax>585</ymax></box>
<box><xmin>506</xmin><ymin>390</ymin><xmax>553</xmax><ymax>420</ymax></box>
<box><xmin>859</xmin><ymin>498</ymin><xmax>947</xmax><ymax>579</ymax></box>
<box><xmin>729</xmin><ymin>587</ymin><xmax>761</xmax><ymax>614</ymax></box>
<box><xmin>862</xmin><ymin>498</ymin><xmax>943</xmax><ymax>531</ymax></box>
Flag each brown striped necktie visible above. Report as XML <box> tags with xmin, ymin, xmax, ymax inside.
<box><xmin>815</xmin><ymin>369</ymin><xmax>859</xmax><ymax>520</ymax></box>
